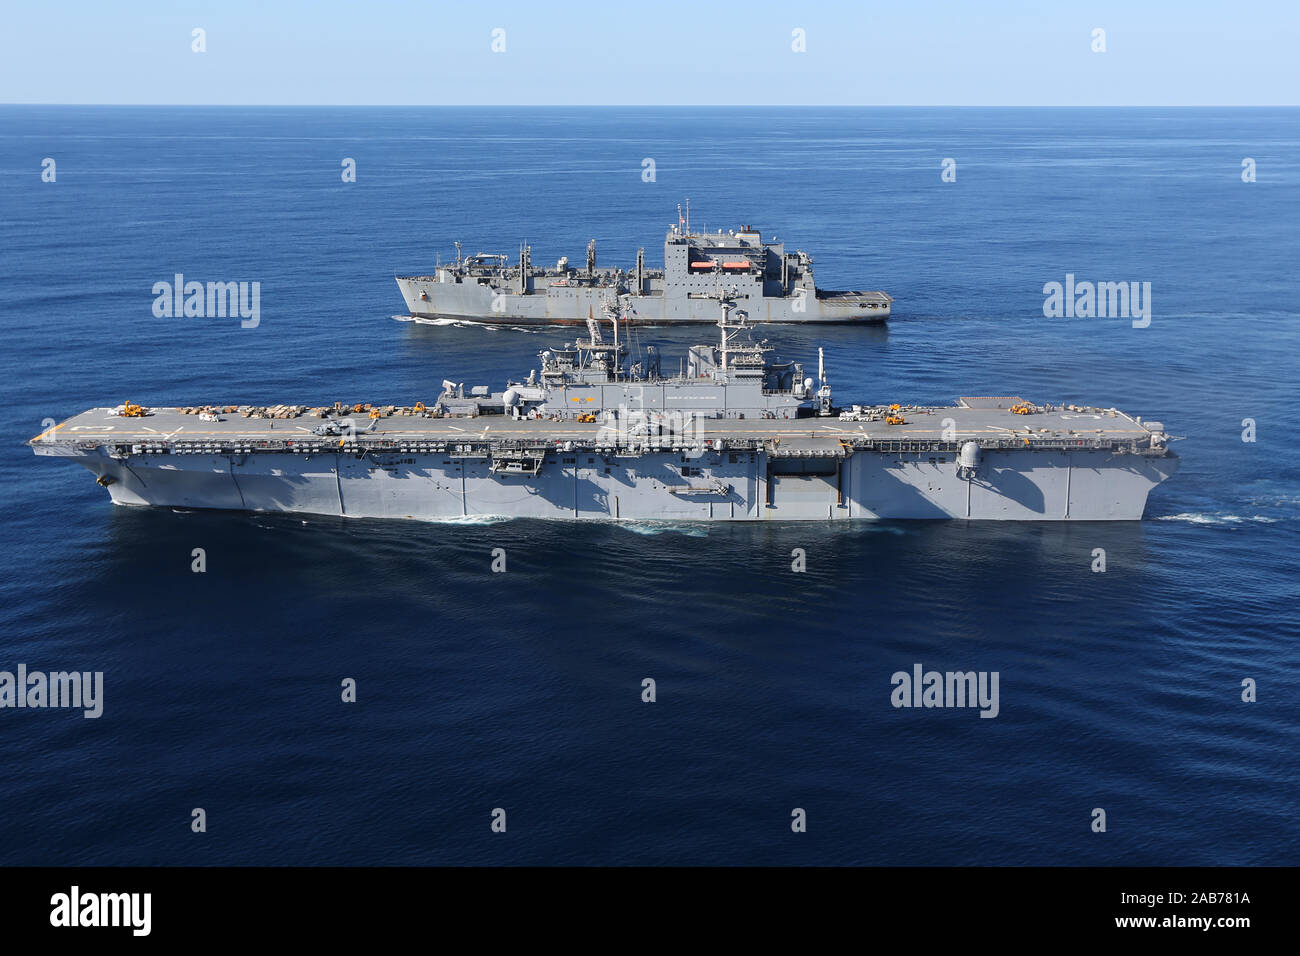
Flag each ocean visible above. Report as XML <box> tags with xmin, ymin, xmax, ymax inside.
<box><xmin>0</xmin><ymin>106</ymin><xmax>1296</xmax><ymax>865</ymax></box>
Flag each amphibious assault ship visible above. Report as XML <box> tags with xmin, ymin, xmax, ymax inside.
<box><xmin>30</xmin><ymin>300</ymin><xmax>1177</xmax><ymax>522</ymax></box>
<box><xmin>396</xmin><ymin>203</ymin><xmax>892</xmax><ymax>325</ymax></box>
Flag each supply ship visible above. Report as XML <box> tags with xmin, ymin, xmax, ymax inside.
<box><xmin>396</xmin><ymin>203</ymin><xmax>892</xmax><ymax>325</ymax></box>
<box><xmin>30</xmin><ymin>300</ymin><xmax>1178</xmax><ymax>522</ymax></box>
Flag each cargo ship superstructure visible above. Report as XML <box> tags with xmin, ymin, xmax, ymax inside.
<box><xmin>31</xmin><ymin>301</ymin><xmax>1177</xmax><ymax>522</ymax></box>
<box><xmin>396</xmin><ymin>203</ymin><xmax>892</xmax><ymax>325</ymax></box>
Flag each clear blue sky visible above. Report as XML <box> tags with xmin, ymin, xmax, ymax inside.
<box><xmin>1</xmin><ymin>0</ymin><xmax>1295</xmax><ymax>105</ymax></box>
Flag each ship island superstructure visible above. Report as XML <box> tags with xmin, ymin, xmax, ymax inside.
<box><xmin>396</xmin><ymin>203</ymin><xmax>892</xmax><ymax>325</ymax></box>
<box><xmin>31</xmin><ymin>300</ymin><xmax>1177</xmax><ymax>522</ymax></box>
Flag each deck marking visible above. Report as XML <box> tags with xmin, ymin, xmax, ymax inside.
<box><xmin>30</xmin><ymin>420</ymin><xmax>70</xmax><ymax>442</ymax></box>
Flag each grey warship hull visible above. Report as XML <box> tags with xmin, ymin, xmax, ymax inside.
<box><xmin>397</xmin><ymin>276</ymin><xmax>890</xmax><ymax>325</ymax></box>
<box><xmin>31</xmin><ymin>403</ymin><xmax>1176</xmax><ymax>522</ymax></box>
<box><xmin>30</xmin><ymin>303</ymin><xmax>1176</xmax><ymax>522</ymax></box>
<box><xmin>398</xmin><ymin>215</ymin><xmax>892</xmax><ymax>325</ymax></box>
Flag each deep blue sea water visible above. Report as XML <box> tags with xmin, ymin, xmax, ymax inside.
<box><xmin>0</xmin><ymin>107</ymin><xmax>1297</xmax><ymax>865</ymax></box>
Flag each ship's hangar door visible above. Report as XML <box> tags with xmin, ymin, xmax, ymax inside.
<box><xmin>767</xmin><ymin>456</ymin><xmax>842</xmax><ymax>518</ymax></box>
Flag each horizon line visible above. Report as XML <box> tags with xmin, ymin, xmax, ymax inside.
<box><xmin>3</xmin><ymin>103</ymin><xmax>1298</xmax><ymax>109</ymax></box>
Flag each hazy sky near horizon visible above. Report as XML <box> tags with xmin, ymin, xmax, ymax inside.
<box><xmin>1</xmin><ymin>0</ymin><xmax>1295</xmax><ymax>106</ymax></box>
